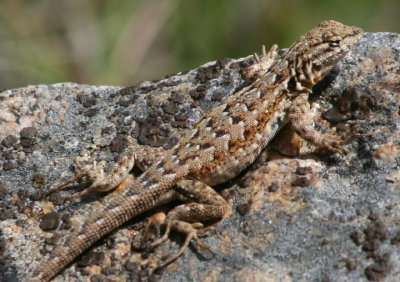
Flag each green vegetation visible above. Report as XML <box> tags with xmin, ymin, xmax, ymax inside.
<box><xmin>0</xmin><ymin>0</ymin><xmax>398</xmax><ymax>89</ymax></box>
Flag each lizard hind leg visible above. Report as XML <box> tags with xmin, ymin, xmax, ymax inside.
<box><xmin>150</xmin><ymin>179</ymin><xmax>229</xmax><ymax>270</ymax></box>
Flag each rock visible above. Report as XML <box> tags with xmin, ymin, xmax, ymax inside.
<box><xmin>1</xmin><ymin>32</ymin><xmax>400</xmax><ymax>281</ymax></box>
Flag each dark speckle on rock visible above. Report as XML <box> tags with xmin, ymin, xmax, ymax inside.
<box><xmin>15</xmin><ymin>220</ymin><xmax>25</xmax><ymax>227</ymax></box>
<box><xmin>345</xmin><ymin>260</ymin><xmax>357</xmax><ymax>271</ymax></box>
<box><xmin>90</xmin><ymin>274</ymin><xmax>114</xmax><ymax>282</ymax></box>
<box><xmin>211</xmin><ymin>92</ymin><xmax>224</xmax><ymax>101</ymax></box>
<box><xmin>48</xmin><ymin>193</ymin><xmax>64</xmax><ymax>205</ymax></box>
<box><xmin>78</xmin><ymin>93</ymin><xmax>97</xmax><ymax>107</ymax></box>
<box><xmin>39</xmin><ymin>212</ymin><xmax>60</xmax><ymax>231</ymax></box>
<box><xmin>101</xmin><ymin>126</ymin><xmax>114</xmax><ymax>135</ymax></box>
<box><xmin>350</xmin><ymin>230</ymin><xmax>364</xmax><ymax>246</ymax></box>
<box><xmin>190</xmin><ymin>87</ymin><xmax>207</xmax><ymax>100</ymax></box>
<box><xmin>268</xmin><ymin>182</ymin><xmax>279</xmax><ymax>192</ymax></box>
<box><xmin>364</xmin><ymin>221</ymin><xmax>389</xmax><ymax>241</ymax></box>
<box><xmin>368</xmin><ymin>210</ymin><xmax>379</xmax><ymax>221</ymax></box>
<box><xmin>1</xmin><ymin>135</ymin><xmax>18</xmax><ymax>148</ymax></box>
<box><xmin>362</xmin><ymin>239</ymin><xmax>380</xmax><ymax>253</ymax></box>
<box><xmin>117</xmin><ymin>86</ymin><xmax>137</xmax><ymax>96</ymax></box>
<box><xmin>20</xmin><ymin>127</ymin><xmax>37</xmax><ymax>148</ymax></box>
<box><xmin>0</xmin><ymin>183</ymin><xmax>5</xmax><ymax>197</ymax></box>
<box><xmin>197</xmin><ymin>82</ymin><xmax>212</xmax><ymax>93</ymax></box>
<box><xmin>60</xmin><ymin>213</ymin><xmax>72</xmax><ymax>230</ymax></box>
<box><xmin>44</xmin><ymin>234</ymin><xmax>60</xmax><ymax>246</ymax></box>
<box><xmin>239</xmin><ymin>176</ymin><xmax>252</xmax><ymax>188</ymax></box>
<box><xmin>117</xmin><ymin>95</ymin><xmax>137</xmax><ymax>107</ymax></box>
<box><xmin>296</xmin><ymin>166</ymin><xmax>312</xmax><ymax>175</ymax></box>
<box><xmin>101</xmin><ymin>266</ymin><xmax>117</xmax><ymax>276</ymax></box>
<box><xmin>124</xmin><ymin>260</ymin><xmax>140</xmax><ymax>272</ymax></box>
<box><xmin>2</xmin><ymin>150</ymin><xmax>15</xmax><ymax>160</ymax></box>
<box><xmin>32</xmin><ymin>174</ymin><xmax>45</xmax><ymax>189</ymax></box>
<box><xmin>79</xmin><ymin>121</ymin><xmax>88</xmax><ymax>130</ymax></box>
<box><xmin>109</xmin><ymin>135</ymin><xmax>128</xmax><ymax>153</ymax></box>
<box><xmin>364</xmin><ymin>262</ymin><xmax>389</xmax><ymax>281</ymax></box>
<box><xmin>84</xmin><ymin>108</ymin><xmax>98</xmax><ymax>117</ymax></box>
<box><xmin>2</xmin><ymin>161</ymin><xmax>14</xmax><ymax>171</ymax></box>
<box><xmin>161</xmin><ymin>102</ymin><xmax>179</xmax><ymax>115</ymax></box>
<box><xmin>22</xmin><ymin>146</ymin><xmax>33</xmax><ymax>154</ymax></box>
<box><xmin>173</xmin><ymin>113</ymin><xmax>189</xmax><ymax>128</ymax></box>
<box><xmin>169</xmin><ymin>91</ymin><xmax>186</xmax><ymax>104</ymax></box>
<box><xmin>29</xmin><ymin>191</ymin><xmax>43</xmax><ymax>201</ymax></box>
<box><xmin>217</xmin><ymin>58</ymin><xmax>232</xmax><ymax>68</ymax></box>
<box><xmin>20</xmin><ymin>127</ymin><xmax>37</xmax><ymax>139</ymax></box>
<box><xmin>77</xmin><ymin>252</ymin><xmax>105</xmax><ymax>268</ymax></box>
<box><xmin>236</xmin><ymin>203</ymin><xmax>251</xmax><ymax>216</ymax></box>
<box><xmin>390</xmin><ymin>230</ymin><xmax>400</xmax><ymax>245</ymax></box>
<box><xmin>138</xmin><ymin>122</ymin><xmax>176</xmax><ymax>148</ymax></box>
<box><xmin>292</xmin><ymin>176</ymin><xmax>311</xmax><ymax>187</ymax></box>
<box><xmin>0</xmin><ymin>209</ymin><xmax>16</xmax><ymax>220</ymax></box>
<box><xmin>116</xmin><ymin>125</ymin><xmax>130</xmax><ymax>134</ymax></box>
<box><xmin>196</xmin><ymin>63</ymin><xmax>220</xmax><ymax>83</ymax></box>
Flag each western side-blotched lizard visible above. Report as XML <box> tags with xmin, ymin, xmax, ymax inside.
<box><xmin>30</xmin><ymin>20</ymin><xmax>363</xmax><ymax>281</ymax></box>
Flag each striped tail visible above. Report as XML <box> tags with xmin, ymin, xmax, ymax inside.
<box><xmin>30</xmin><ymin>172</ymin><xmax>174</xmax><ymax>281</ymax></box>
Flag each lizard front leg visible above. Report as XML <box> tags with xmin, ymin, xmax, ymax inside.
<box><xmin>241</xmin><ymin>44</ymin><xmax>279</xmax><ymax>82</ymax></box>
<box><xmin>149</xmin><ymin>179</ymin><xmax>229</xmax><ymax>269</ymax></box>
<box><xmin>44</xmin><ymin>143</ymin><xmax>166</xmax><ymax>201</ymax></box>
<box><xmin>289</xmin><ymin>92</ymin><xmax>356</xmax><ymax>154</ymax></box>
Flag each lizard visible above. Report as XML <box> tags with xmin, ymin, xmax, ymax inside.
<box><xmin>29</xmin><ymin>20</ymin><xmax>363</xmax><ymax>281</ymax></box>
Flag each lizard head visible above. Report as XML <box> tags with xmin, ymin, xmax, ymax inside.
<box><xmin>289</xmin><ymin>20</ymin><xmax>363</xmax><ymax>88</ymax></box>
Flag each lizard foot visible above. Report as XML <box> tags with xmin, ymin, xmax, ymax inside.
<box><xmin>325</xmin><ymin>124</ymin><xmax>362</xmax><ymax>155</ymax></box>
<box><xmin>42</xmin><ymin>157</ymin><xmax>105</xmax><ymax>201</ymax></box>
<box><xmin>241</xmin><ymin>44</ymin><xmax>279</xmax><ymax>82</ymax></box>
<box><xmin>150</xmin><ymin>220</ymin><xmax>214</xmax><ymax>270</ymax></box>
<box><xmin>43</xmin><ymin>143</ymin><xmax>142</xmax><ymax>201</ymax></box>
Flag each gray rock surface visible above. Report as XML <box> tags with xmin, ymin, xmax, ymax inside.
<box><xmin>1</xmin><ymin>32</ymin><xmax>400</xmax><ymax>281</ymax></box>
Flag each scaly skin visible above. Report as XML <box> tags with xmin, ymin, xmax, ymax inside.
<box><xmin>30</xmin><ymin>20</ymin><xmax>363</xmax><ymax>281</ymax></box>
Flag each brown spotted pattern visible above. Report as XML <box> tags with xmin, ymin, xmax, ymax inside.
<box><xmin>31</xmin><ymin>20</ymin><xmax>363</xmax><ymax>281</ymax></box>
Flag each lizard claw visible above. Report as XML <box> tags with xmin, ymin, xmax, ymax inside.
<box><xmin>157</xmin><ymin>222</ymin><xmax>213</xmax><ymax>270</ymax></box>
<box><xmin>148</xmin><ymin>220</ymin><xmax>214</xmax><ymax>271</ymax></box>
<box><xmin>242</xmin><ymin>44</ymin><xmax>279</xmax><ymax>82</ymax></box>
<box><xmin>253</xmin><ymin>52</ymin><xmax>260</xmax><ymax>63</ymax></box>
<box><xmin>324</xmin><ymin>132</ymin><xmax>361</xmax><ymax>156</ymax></box>
<box><xmin>327</xmin><ymin>126</ymin><xmax>362</xmax><ymax>155</ymax></box>
<box><xmin>42</xmin><ymin>158</ymin><xmax>101</xmax><ymax>200</ymax></box>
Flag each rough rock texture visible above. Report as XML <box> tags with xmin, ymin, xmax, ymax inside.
<box><xmin>1</xmin><ymin>32</ymin><xmax>400</xmax><ymax>281</ymax></box>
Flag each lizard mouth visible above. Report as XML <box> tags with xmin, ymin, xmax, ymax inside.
<box><xmin>320</xmin><ymin>28</ymin><xmax>364</xmax><ymax>75</ymax></box>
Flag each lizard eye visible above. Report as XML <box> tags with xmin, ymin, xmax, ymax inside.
<box><xmin>326</xmin><ymin>35</ymin><xmax>342</xmax><ymax>48</ymax></box>
<box><xmin>322</xmin><ymin>32</ymin><xmax>342</xmax><ymax>47</ymax></box>
<box><xmin>329</xmin><ymin>40</ymin><xmax>341</xmax><ymax>47</ymax></box>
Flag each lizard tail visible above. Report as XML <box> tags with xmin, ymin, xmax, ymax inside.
<box><xmin>29</xmin><ymin>172</ymin><xmax>172</xmax><ymax>281</ymax></box>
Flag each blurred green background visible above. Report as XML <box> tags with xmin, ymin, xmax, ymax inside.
<box><xmin>0</xmin><ymin>0</ymin><xmax>398</xmax><ymax>90</ymax></box>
